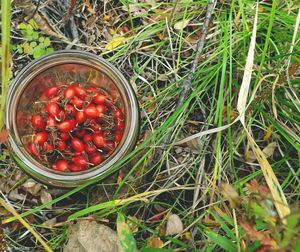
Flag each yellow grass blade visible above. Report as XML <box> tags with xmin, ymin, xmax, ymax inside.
<box><xmin>236</xmin><ymin>4</ymin><xmax>290</xmax><ymax>220</ymax></box>
<box><xmin>0</xmin><ymin>198</ymin><xmax>54</xmax><ymax>252</ymax></box>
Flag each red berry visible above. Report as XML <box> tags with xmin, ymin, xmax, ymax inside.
<box><xmin>46</xmin><ymin>102</ymin><xmax>60</xmax><ymax>117</ymax></box>
<box><xmin>34</xmin><ymin>132</ymin><xmax>48</xmax><ymax>144</ymax></box>
<box><xmin>52</xmin><ymin>160</ymin><xmax>69</xmax><ymax>171</ymax></box>
<box><xmin>50</xmin><ymin>96</ymin><xmax>60</xmax><ymax>103</ymax></box>
<box><xmin>71</xmin><ymin>138</ymin><xmax>85</xmax><ymax>152</ymax></box>
<box><xmin>76</xmin><ymin>111</ymin><xmax>86</xmax><ymax>124</ymax></box>
<box><xmin>65</xmin><ymin>104</ymin><xmax>76</xmax><ymax>117</ymax></box>
<box><xmin>69</xmin><ymin>163</ymin><xmax>85</xmax><ymax>172</ymax></box>
<box><xmin>115</xmin><ymin>120</ymin><xmax>124</xmax><ymax>130</ymax></box>
<box><xmin>64</xmin><ymin>86</ymin><xmax>76</xmax><ymax>99</ymax></box>
<box><xmin>89</xmin><ymin>153</ymin><xmax>103</xmax><ymax>165</ymax></box>
<box><xmin>72</xmin><ymin>155</ymin><xmax>88</xmax><ymax>169</ymax></box>
<box><xmin>31</xmin><ymin>114</ymin><xmax>45</xmax><ymax>130</ymax></box>
<box><xmin>84</xmin><ymin>104</ymin><xmax>99</xmax><ymax>118</ymax></box>
<box><xmin>96</xmin><ymin>104</ymin><xmax>106</xmax><ymax>116</ymax></box>
<box><xmin>75</xmin><ymin>129</ymin><xmax>86</xmax><ymax>138</ymax></box>
<box><xmin>115</xmin><ymin>131</ymin><xmax>122</xmax><ymax>143</ymax></box>
<box><xmin>83</xmin><ymin>133</ymin><xmax>93</xmax><ymax>143</ymax></box>
<box><xmin>44</xmin><ymin>86</ymin><xmax>59</xmax><ymax>98</ymax></box>
<box><xmin>92</xmin><ymin>132</ymin><xmax>106</xmax><ymax>147</ymax></box>
<box><xmin>43</xmin><ymin>142</ymin><xmax>54</xmax><ymax>152</ymax></box>
<box><xmin>114</xmin><ymin>108</ymin><xmax>123</xmax><ymax>120</ymax></box>
<box><xmin>74</xmin><ymin>85</ymin><xmax>87</xmax><ymax>99</ymax></box>
<box><xmin>27</xmin><ymin>142</ymin><xmax>39</xmax><ymax>156</ymax></box>
<box><xmin>58</xmin><ymin>120</ymin><xmax>75</xmax><ymax>133</ymax></box>
<box><xmin>71</xmin><ymin>98</ymin><xmax>85</xmax><ymax>108</ymax></box>
<box><xmin>46</xmin><ymin>115</ymin><xmax>57</xmax><ymax>127</ymax></box>
<box><xmin>57</xmin><ymin>139</ymin><xmax>67</xmax><ymax>151</ymax></box>
<box><xmin>84</xmin><ymin>142</ymin><xmax>97</xmax><ymax>154</ymax></box>
<box><xmin>93</xmin><ymin>93</ymin><xmax>106</xmax><ymax>105</ymax></box>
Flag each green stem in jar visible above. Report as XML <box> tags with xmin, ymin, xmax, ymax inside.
<box><xmin>0</xmin><ymin>0</ymin><xmax>11</xmax><ymax>130</ymax></box>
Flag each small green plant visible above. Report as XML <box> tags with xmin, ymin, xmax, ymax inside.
<box><xmin>13</xmin><ymin>19</ymin><xmax>54</xmax><ymax>59</ymax></box>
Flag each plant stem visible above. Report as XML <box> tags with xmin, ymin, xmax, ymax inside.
<box><xmin>0</xmin><ymin>0</ymin><xmax>11</xmax><ymax>130</ymax></box>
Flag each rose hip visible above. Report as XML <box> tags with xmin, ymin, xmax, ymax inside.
<box><xmin>92</xmin><ymin>132</ymin><xmax>106</xmax><ymax>147</ymax></box>
<box><xmin>46</xmin><ymin>102</ymin><xmax>60</xmax><ymax>117</ymax></box>
<box><xmin>44</xmin><ymin>86</ymin><xmax>59</xmax><ymax>98</ymax></box>
<box><xmin>52</xmin><ymin>160</ymin><xmax>69</xmax><ymax>172</ymax></box>
<box><xmin>84</xmin><ymin>142</ymin><xmax>97</xmax><ymax>154</ymax></box>
<box><xmin>27</xmin><ymin>82</ymin><xmax>124</xmax><ymax>172</ymax></box>
<box><xmin>59</xmin><ymin>120</ymin><xmax>75</xmax><ymax>133</ymax></box>
<box><xmin>72</xmin><ymin>155</ymin><xmax>88</xmax><ymax>169</ymax></box>
<box><xmin>64</xmin><ymin>86</ymin><xmax>76</xmax><ymax>99</ymax></box>
<box><xmin>84</xmin><ymin>104</ymin><xmax>99</xmax><ymax>118</ymax></box>
<box><xmin>34</xmin><ymin>132</ymin><xmax>48</xmax><ymax>144</ymax></box>
<box><xmin>71</xmin><ymin>138</ymin><xmax>85</xmax><ymax>152</ymax></box>
<box><xmin>93</xmin><ymin>93</ymin><xmax>106</xmax><ymax>105</ymax></box>
<box><xmin>89</xmin><ymin>153</ymin><xmax>103</xmax><ymax>165</ymax></box>
<box><xmin>31</xmin><ymin>114</ymin><xmax>45</xmax><ymax>130</ymax></box>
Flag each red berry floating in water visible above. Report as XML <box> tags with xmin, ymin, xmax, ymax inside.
<box><xmin>92</xmin><ymin>132</ymin><xmax>106</xmax><ymax>147</ymax></box>
<box><xmin>31</xmin><ymin>114</ymin><xmax>45</xmax><ymax>130</ymax></box>
<box><xmin>71</xmin><ymin>138</ymin><xmax>85</xmax><ymax>152</ymax></box>
<box><xmin>93</xmin><ymin>93</ymin><xmax>106</xmax><ymax>105</ymax></box>
<box><xmin>89</xmin><ymin>153</ymin><xmax>103</xmax><ymax>166</ymax></box>
<box><xmin>72</xmin><ymin>155</ymin><xmax>88</xmax><ymax>170</ymax></box>
<box><xmin>52</xmin><ymin>160</ymin><xmax>69</xmax><ymax>172</ymax></box>
<box><xmin>59</xmin><ymin>120</ymin><xmax>75</xmax><ymax>133</ymax></box>
<box><xmin>46</xmin><ymin>102</ymin><xmax>60</xmax><ymax>117</ymax></box>
<box><xmin>64</xmin><ymin>86</ymin><xmax>76</xmax><ymax>99</ymax></box>
<box><xmin>115</xmin><ymin>131</ymin><xmax>123</xmax><ymax>143</ymax></box>
<box><xmin>84</xmin><ymin>104</ymin><xmax>99</xmax><ymax>118</ymax></box>
<box><xmin>44</xmin><ymin>86</ymin><xmax>59</xmax><ymax>98</ymax></box>
<box><xmin>74</xmin><ymin>85</ymin><xmax>87</xmax><ymax>99</ymax></box>
<box><xmin>34</xmin><ymin>132</ymin><xmax>48</xmax><ymax>144</ymax></box>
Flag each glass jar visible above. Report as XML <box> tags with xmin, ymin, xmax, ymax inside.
<box><xmin>6</xmin><ymin>50</ymin><xmax>140</xmax><ymax>187</ymax></box>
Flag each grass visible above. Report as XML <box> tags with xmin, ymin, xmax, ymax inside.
<box><xmin>1</xmin><ymin>0</ymin><xmax>300</xmax><ymax>251</ymax></box>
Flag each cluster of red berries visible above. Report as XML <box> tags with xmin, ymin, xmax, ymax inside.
<box><xmin>26</xmin><ymin>83</ymin><xmax>124</xmax><ymax>172</ymax></box>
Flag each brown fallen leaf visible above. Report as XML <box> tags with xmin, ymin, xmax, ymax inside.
<box><xmin>148</xmin><ymin>237</ymin><xmax>163</xmax><ymax>248</ymax></box>
<box><xmin>174</xmin><ymin>19</ymin><xmax>190</xmax><ymax>30</ymax></box>
<box><xmin>221</xmin><ymin>183</ymin><xmax>240</xmax><ymax>208</ymax></box>
<box><xmin>165</xmin><ymin>214</ymin><xmax>183</xmax><ymax>236</ymax></box>
<box><xmin>240</xmin><ymin>222</ymin><xmax>279</xmax><ymax>249</ymax></box>
<box><xmin>0</xmin><ymin>127</ymin><xmax>8</xmax><ymax>144</ymax></box>
<box><xmin>40</xmin><ymin>190</ymin><xmax>53</xmax><ymax>209</ymax></box>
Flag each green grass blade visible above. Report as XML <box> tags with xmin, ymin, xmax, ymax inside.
<box><xmin>0</xmin><ymin>0</ymin><xmax>11</xmax><ymax>129</ymax></box>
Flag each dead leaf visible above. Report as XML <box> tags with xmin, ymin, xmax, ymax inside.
<box><xmin>22</xmin><ymin>179</ymin><xmax>42</xmax><ymax>196</ymax></box>
<box><xmin>105</xmin><ymin>36</ymin><xmax>126</xmax><ymax>51</ymax></box>
<box><xmin>174</xmin><ymin>19</ymin><xmax>190</xmax><ymax>30</ymax></box>
<box><xmin>165</xmin><ymin>214</ymin><xmax>183</xmax><ymax>236</ymax></box>
<box><xmin>42</xmin><ymin>217</ymin><xmax>57</xmax><ymax>228</ymax></box>
<box><xmin>40</xmin><ymin>190</ymin><xmax>52</xmax><ymax>209</ymax></box>
<box><xmin>148</xmin><ymin>237</ymin><xmax>163</xmax><ymax>248</ymax></box>
<box><xmin>221</xmin><ymin>183</ymin><xmax>240</xmax><ymax>207</ymax></box>
<box><xmin>240</xmin><ymin>222</ymin><xmax>279</xmax><ymax>249</ymax></box>
<box><xmin>244</xmin><ymin>150</ymin><xmax>257</xmax><ymax>162</ymax></box>
<box><xmin>262</xmin><ymin>142</ymin><xmax>277</xmax><ymax>158</ymax></box>
<box><xmin>8</xmin><ymin>189</ymin><xmax>26</xmax><ymax>201</ymax></box>
<box><xmin>0</xmin><ymin>128</ymin><xmax>8</xmax><ymax>144</ymax></box>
